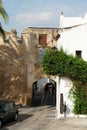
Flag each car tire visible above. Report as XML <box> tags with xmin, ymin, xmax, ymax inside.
<box><xmin>13</xmin><ymin>113</ymin><xmax>18</xmax><ymax>121</ymax></box>
<box><xmin>0</xmin><ymin>119</ymin><xmax>2</xmax><ymax>128</ymax></box>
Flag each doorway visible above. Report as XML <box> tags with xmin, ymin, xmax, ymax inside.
<box><xmin>32</xmin><ymin>78</ymin><xmax>56</xmax><ymax>107</ymax></box>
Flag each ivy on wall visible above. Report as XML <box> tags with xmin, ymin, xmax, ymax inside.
<box><xmin>41</xmin><ymin>48</ymin><xmax>87</xmax><ymax>83</ymax></box>
<box><xmin>41</xmin><ymin>48</ymin><xmax>87</xmax><ymax>114</ymax></box>
<box><xmin>69</xmin><ymin>81</ymin><xmax>87</xmax><ymax>114</ymax></box>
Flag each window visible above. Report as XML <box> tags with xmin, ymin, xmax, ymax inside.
<box><xmin>4</xmin><ymin>103</ymin><xmax>9</xmax><ymax>112</ymax></box>
<box><xmin>0</xmin><ymin>105</ymin><xmax>3</xmax><ymax>111</ymax></box>
<box><xmin>39</xmin><ymin>34</ymin><xmax>47</xmax><ymax>48</ymax></box>
<box><xmin>9</xmin><ymin>102</ymin><xmax>14</xmax><ymax>109</ymax></box>
<box><xmin>37</xmin><ymin>34</ymin><xmax>47</xmax><ymax>62</ymax></box>
<box><xmin>75</xmin><ymin>50</ymin><xmax>82</xmax><ymax>58</ymax></box>
<box><xmin>38</xmin><ymin>48</ymin><xmax>46</xmax><ymax>62</ymax></box>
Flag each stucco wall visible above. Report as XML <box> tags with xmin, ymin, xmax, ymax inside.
<box><xmin>58</xmin><ymin>24</ymin><xmax>87</xmax><ymax>61</ymax></box>
<box><xmin>56</xmin><ymin>13</ymin><xmax>87</xmax><ymax>117</ymax></box>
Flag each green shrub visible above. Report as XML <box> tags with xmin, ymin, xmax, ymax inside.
<box><xmin>41</xmin><ymin>48</ymin><xmax>87</xmax><ymax>114</ymax></box>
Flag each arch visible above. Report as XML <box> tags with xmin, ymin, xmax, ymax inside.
<box><xmin>32</xmin><ymin>78</ymin><xmax>56</xmax><ymax>107</ymax></box>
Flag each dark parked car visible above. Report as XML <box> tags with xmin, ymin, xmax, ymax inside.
<box><xmin>0</xmin><ymin>100</ymin><xmax>19</xmax><ymax>127</ymax></box>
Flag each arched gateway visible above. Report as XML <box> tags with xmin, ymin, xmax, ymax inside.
<box><xmin>32</xmin><ymin>78</ymin><xmax>56</xmax><ymax>107</ymax></box>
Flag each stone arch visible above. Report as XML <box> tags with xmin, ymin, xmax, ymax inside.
<box><xmin>32</xmin><ymin>78</ymin><xmax>56</xmax><ymax>107</ymax></box>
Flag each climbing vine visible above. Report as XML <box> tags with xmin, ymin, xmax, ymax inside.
<box><xmin>41</xmin><ymin>48</ymin><xmax>87</xmax><ymax>83</ymax></box>
<box><xmin>69</xmin><ymin>81</ymin><xmax>87</xmax><ymax>114</ymax></box>
<box><xmin>41</xmin><ymin>48</ymin><xmax>87</xmax><ymax>114</ymax></box>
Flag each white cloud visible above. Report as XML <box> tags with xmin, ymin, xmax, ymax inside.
<box><xmin>37</xmin><ymin>12</ymin><xmax>51</xmax><ymax>20</ymax></box>
<box><xmin>16</xmin><ymin>13</ymin><xmax>32</xmax><ymax>22</ymax></box>
<box><xmin>15</xmin><ymin>12</ymin><xmax>52</xmax><ymax>25</ymax></box>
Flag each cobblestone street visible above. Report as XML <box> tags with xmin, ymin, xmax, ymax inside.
<box><xmin>1</xmin><ymin>106</ymin><xmax>87</xmax><ymax>130</ymax></box>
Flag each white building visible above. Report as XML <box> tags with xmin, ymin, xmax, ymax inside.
<box><xmin>56</xmin><ymin>12</ymin><xmax>87</xmax><ymax>118</ymax></box>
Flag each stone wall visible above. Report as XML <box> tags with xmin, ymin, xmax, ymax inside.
<box><xmin>0</xmin><ymin>29</ymin><xmax>28</xmax><ymax>105</ymax></box>
<box><xmin>0</xmin><ymin>27</ymin><xmax>58</xmax><ymax>106</ymax></box>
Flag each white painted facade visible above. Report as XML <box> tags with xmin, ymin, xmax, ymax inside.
<box><xmin>56</xmin><ymin>12</ymin><xmax>87</xmax><ymax>117</ymax></box>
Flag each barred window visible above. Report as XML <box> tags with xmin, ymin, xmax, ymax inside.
<box><xmin>75</xmin><ymin>50</ymin><xmax>82</xmax><ymax>58</ymax></box>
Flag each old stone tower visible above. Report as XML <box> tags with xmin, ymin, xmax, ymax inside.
<box><xmin>0</xmin><ymin>27</ymin><xmax>59</xmax><ymax>106</ymax></box>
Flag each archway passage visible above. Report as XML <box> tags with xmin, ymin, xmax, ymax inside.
<box><xmin>32</xmin><ymin>78</ymin><xmax>56</xmax><ymax>107</ymax></box>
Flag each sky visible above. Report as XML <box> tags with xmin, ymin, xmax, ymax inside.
<box><xmin>1</xmin><ymin>0</ymin><xmax>87</xmax><ymax>36</ymax></box>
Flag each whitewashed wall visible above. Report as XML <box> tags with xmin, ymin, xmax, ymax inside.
<box><xmin>58</xmin><ymin>24</ymin><xmax>87</xmax><ymax>61</ymax></box>
<box><xmin>56</xmin><ymin>13</ymin><xmax>87</xmax><ymax>117</ymax></box>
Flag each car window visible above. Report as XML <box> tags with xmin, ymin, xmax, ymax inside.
<box><xmin>0</xmin><ymin>104</ymin><xmax>3</xmax><ymax>111</ymax></box>
<box><xmin>9</xmin><ymin>102</ymin><xmax>14</xmax><ymax>109</ymax></box>
<box><xmin>4</xmin><ymin>103</ymin><xmax>9</xmax><ymax>112</ymax></box>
